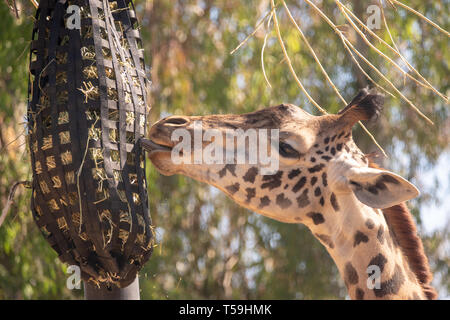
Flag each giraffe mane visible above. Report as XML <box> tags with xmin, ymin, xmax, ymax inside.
<box><xmin>369</xmin><ymin>161</ymin><xmax>437</xmax><ymax>300</ymax></box>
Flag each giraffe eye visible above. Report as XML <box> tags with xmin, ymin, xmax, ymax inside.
<box><xmin>279</xmin><ymin>142</ymin><xmax>301</xmax><ymax>158</ymax></box>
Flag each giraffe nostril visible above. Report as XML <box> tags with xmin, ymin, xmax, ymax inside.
<box><xmin>164</xmin><ymin>117</ymin><xmax>188</xmax><ymax>126</ymax></box>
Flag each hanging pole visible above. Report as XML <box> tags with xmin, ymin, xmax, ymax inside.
<box><xmin>83</xmin><ymin>275</ymin><xmax>140</xmax><ymax>300</ymax></box>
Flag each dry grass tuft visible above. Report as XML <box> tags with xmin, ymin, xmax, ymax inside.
<box><xmin>58</xmin><ymin>111</ymin><xmax>69</xmax><ymax>124</ymax></box>
<box><xmin>59</xmin><ymin>131</ymin><xmax>70</xmax><ymax>144</ymax></box>
<box><xmin>79</xmin><ymin>81</ymin><xmax>99</xmax><ymax>103</ymax></box>
<box><xmin>61</xmin><ymin>150</ymin><xmax>72</xmax><ymax>165</ymax></box>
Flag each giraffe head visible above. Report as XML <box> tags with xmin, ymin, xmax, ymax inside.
<box><xmin>142</xmin><ymin>88</ymin><xmax>436</xmax><ymax>299</ymax></box>
<box><xmin>143</xmin><ymin>89</ymin><xmax>419</xmax><ymax>228</ymax></box>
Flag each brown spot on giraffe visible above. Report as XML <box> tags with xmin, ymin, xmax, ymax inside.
<box><xmin>345</xmin><ymin>262</ymin><xmax>359</xmax><ymax>285</ymax></box>
<box><xmin>243</xmin><ymin>167</ymin><xmax>258</xmax><ymax>183</ymax></box>
<box><xmin>276</xmin><ymin>193</ymin><xmax>292</xmax><ymax>209</ymax></box>
<box><xmin>368</xmin><ymin>253</ymin><xmax>387</xmax><ymax>273</ymax></box>
<box><xmin>288</xmin><ymin>169</ymin><xmax>301</xmax><ymax>179</ymax></box>
<box><xmin>296</xmin><ymin>189</ymin><xmax>310</xmax><ymax>208</ymax></box>
<box><xmin>330</xmin><ymin>193</ymin><xmax>339</xmax><ymax>211</ymax></box>
<box><xmin>321</xmin><ymin>172</ymin><xmax>328</xmax><ymax>187</ymax></box>
<box><xmin>259</xmin><ymin>196</ymin><xmax>270</xmax><ymax>209</ymax></box>
<box><xmin>245</xmin><ymin>187</ymin><xmax>256</xmax><ymax>203</ymax></box>
<box><xmin>292</xmin><ymin>176</ymin><xmax>307</xmax><ymax>193</ymax></box>
<box><xmin>261</xmin><ymin>171</ymin><xmax>283</xmax><ymax>190</ymax></box>
<box><xmin>319</xmin><ymin>196</ymin><xmax>325</xmax><ymax>206</ymax></box>
<box><xmin>308</xmin><ymin>164</ymin><xmax>325</xmax><ymax>173</ymax></box>
<box><xmin>314</xmin><ymin>187</ymin><xmax>321</xmax><ymax>197</ymax></box>
<box><xmin>355</xmin><ymin>288</ymin><xmax>364</xmax><ymax>300</ymax></box>
<box><xmin>365</xmin><ymin>218</ymin><xmax>375</xmax><ymax>229</ymax></box>
<box><xmin>218</xmin><ymin>164</ymin><xmax>236</xmax><ymax>178</ymax></box>
<box><xmin>225</xmin><ymin>183</ymin><xmax>240</xmax><ymax>195</ymax></box>
<box><xmin>307</xmin><ymin>212</ymin><xmax>325</xmax><ymax>225</ymax></box>
<box><xmin>353</xmin><ymin>231</ymin><xmax>369</xmax><ymax>247</ymax></box>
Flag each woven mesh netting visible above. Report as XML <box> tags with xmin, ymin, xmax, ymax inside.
<box><xmin>27</xmin><ymin>0</ymin><xmax>153</xmax><ymax>288</ymax></box>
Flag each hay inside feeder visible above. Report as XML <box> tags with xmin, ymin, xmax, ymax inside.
<box><xmin>46</xmin><ymin>155</ymin><xmax>56</xmax><ymax>169</ymax></box>
<box><xmin>52</xmin><ymin>175</ymin><xmax>62</xmax><ymax>188</ymax></box>
<box><xmin>61</xmin><ymin>150</ymin><xmax>72</xmax><ymax>165</ymax></box>
<box><xmin>83</xmin><ymin>65</ymin><xmax>98</xmax><ymax>79</ymax></box>
<box><xmin>59</xmin><ymin>131</ymin><xmax>70</xmax><ymax>144</ymax></box>
<box><xmin>58</xmin><ymin>111</ymin><xmax>69</xmax><ymax>124</ymax></box>
<box><xmin>81</xmin><ymin>46</ymin><xmax>96</xmax><ymax>60</ymax></box>
<box><xmin>79</xmin><ymin>81</ymin><xmax>99</xmax><ymax>103</ymax></box>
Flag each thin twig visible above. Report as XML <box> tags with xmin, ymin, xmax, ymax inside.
<box><xmin>301</xmin><ymin>0</ymin><xmax>392</xmax><ymax>96</ymax></box>
<box><xmin>3</xmin><ymin>0</ymin><xmax>19</xmax><ymax>18</ymax></box>
<box><xmin>30</xmin><ymin>0</ymin><xmax>39</xmax><ymax>8</ymax></box>
<box><xmin>390</xmin><ymin>0</ymin><xmax>450</xmax><ymax>37</ymax></box>
<box><xmin>303</xmin><ymin>0</ymin><xmax>434</xmax><ymax>125</ymax></box>
<box><xmin>332</xmin><ymin>28</ymin><xmax>395</xmax><ymax>97</ymax></box>
<box><xmin>270</xmin><ymin>0</ymin><xmax>326</xmax><ymax>114</ymax></box>
<box><xmin>385</xmin><ymin>0</ymin><xmax>396</xmax><ymax>10</ymax></box>
<box><xmin>0</xmin><ymin>127</ymin><xmax>26</xmax><ymax>154</ymax></box>
<box><xmin>38</xmin><ymin>58</ymin><xmax>55</xmax><ymax>97</ymax></box>
<box><xmin>77</xmin><ymin>118</ymin><xmax>99</xmax><ymax>232</ymax></box>
<box><xmin>272</xmin><ymin>0</ymin><xmax>388</xmax><ymax>156</ymax></box>
<box><xmin>261</xmin><ymin>12</ymin><xmax>274</xmax><ymax>88</ymax></box>
<box><xmin>379</xmin><ymin>1</ymin><xmax>402</xmax><ymax>55</ymax></box>
<box><xmin>337</xmin><ymin>1</ymin><xmax>447</xmax><ymax>102</ymax></box>
<box><xmin>336</xmin><ymin>2</ymin><xmax>428</xmax><ymax>91</ymax></box>
<box><xmin>0</xmin><ymin>181</ymin><xmax>31</xmax><ymax>228</ymax></box>
<box><xmin>341</xmin><ymin>35</ymin><xmax>395</xmax><ymax>98</ymax></box>
<box><xmin>378</xmin><ymin>2</ymin><xmax>448</xmax><ymax>102</ymax></box>
<box><xmin>230</xmin><ymin>8</ymin><xmax>275</xmax><ymax>55</ymax></box>
<box><xmin>10</xmin><ymin>0</ymin><xmax>19</xmax><ymax>18</ymax></box>
<box><xmin>341</xmin><ymin>35</ymin><xmax>434</xmax><ymax>124</ymax></box>
<box><xmin>282</xmin><ymin>1</ymin><xmax>346</xmax><ymax>105</ymax></box>
<box><xmin>284</xmin><ymin>1</ymin><xmax>389</xmax><ymax>156</ymax></box>
<box><xmin>15</xmin><ymin>40</ymin><xmax>32</xmax><ymax>62</ymax></box>
<box><xmin>346</xmin><ymin>2</ymin><xmax>409</xmax><ymax>71</ymax></box>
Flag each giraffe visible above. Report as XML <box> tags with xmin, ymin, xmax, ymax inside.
<box><xmin>142</xmin><ymin>88</ymin><xmax>437</xmax><ymax>300</ymax></box>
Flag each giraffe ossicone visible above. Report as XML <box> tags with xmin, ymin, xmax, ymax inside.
<box><xmin>142</xmin><ymin>88</ymin><xmax>436</xmax><ymax>300</ymax></box>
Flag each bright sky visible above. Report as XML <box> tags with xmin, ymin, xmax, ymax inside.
<box><xmin>419</xmin><ymin>151</ymin><xmax>450</xmax><ymax>234</ymax></box>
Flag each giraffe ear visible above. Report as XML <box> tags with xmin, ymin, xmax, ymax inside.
<box><xmin>346</xmin><ymin>167</ymin><xmax>419</xmax><ymax>209</ymax></box>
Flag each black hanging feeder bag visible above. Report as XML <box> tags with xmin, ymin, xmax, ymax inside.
<box><xmin>27</xmin><ymin>0</ymin><xmax>153</xmax><ymax>288</ymax></box>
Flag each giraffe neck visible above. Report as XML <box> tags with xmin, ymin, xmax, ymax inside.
<box><xmin>312</xmin><ymin>193</ymin><xmax>426</xmax><ymax>300</ymax></box>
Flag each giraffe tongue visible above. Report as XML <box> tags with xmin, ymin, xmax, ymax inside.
<box><xmin>140</xmin><ymin>138</ymin><xmax>173</xmax><ymax>152</ymax></box>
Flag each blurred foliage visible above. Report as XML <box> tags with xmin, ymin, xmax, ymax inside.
<box><xmin>0</xmin><ymin>0</ymin><xmax>448</xmax><ymax>299</ymax></box>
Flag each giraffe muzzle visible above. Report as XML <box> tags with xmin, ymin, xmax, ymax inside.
<box><xmin>143</xmin><ymin>115</ymin><xmax>192</xmax><ymax>153</ymax></box>
<box><xmin>140</xmin><ymin>138</ymin><xmax>173</xmax><ymax>153</ymax></box>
